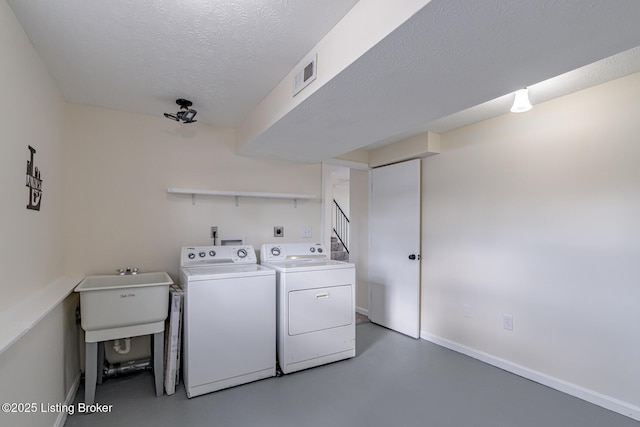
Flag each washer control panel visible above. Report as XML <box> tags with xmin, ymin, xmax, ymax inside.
<box><xmin>181</xmin><ymin>245</ymin><xmax>256</xmax><ymax>267</ymax></box>
<box><xmin>260</xmin><ymin>243</ymin><xmax>328</xmax><ymax>263</ymax></box>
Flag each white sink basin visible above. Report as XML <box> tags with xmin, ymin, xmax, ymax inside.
<box><xmin>75</xmin><ymin>272</ymin><xmax>173</xmax><ymax>342</ymax></box>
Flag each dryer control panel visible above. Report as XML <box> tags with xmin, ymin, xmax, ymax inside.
<box><xmin>181</xmin><ymin>245</ymin><xmax>257</xmax><ymax>267</ymax></box>
<box><xmin>260</xmin><ymin>243</ymin><xmax>328</xmax><ymax>263</ymax></box>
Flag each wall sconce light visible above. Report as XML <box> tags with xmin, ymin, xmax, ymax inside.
<box><xmin>510</xmin><ymin>88</ymin><xmax>532</xmax><ymax>113</ymax></box>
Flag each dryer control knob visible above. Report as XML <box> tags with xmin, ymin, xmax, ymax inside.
<box><xmin>199</xmin><ymin>251</ymin><xmax>206</xmax><ymax>258</ymax></box>
<box><xmin>237</xmin><ymin>249</ymin><xmax>248</xmax><ymax>258</ymax></box>
<box><xmin>271</xmin><ymin>247</ymin><xmax>281</xmax><ymax>256</ymax></box>
<box><xmin>310</xmin><ymin>247</ymin><xmax>316</xmax><ymax>253</ymax></box>
<box><xmin>209</xmin><ymin>250</ymin><xmax>216</xmax><ymax>257</ymax></box>
<box><xmin>188</xmin><ymin>253</ymin><xmax>195</xmax><ymax>259</ymax></box>
<box><xmin>317</xmin><ymin>247</ymin><xmax>323</xmax><ymax>253</ymax></box>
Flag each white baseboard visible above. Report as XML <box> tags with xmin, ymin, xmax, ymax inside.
<box><xmin>420</xmin><ymin>331</ymin><xmax>639</xmax><ymax>422</ymax></box>
<box><xmin>356</xmin><ymin>306</ymin><xmax>369</xmax><ymax>316</ymax></box>
<box><xmin>53</xmin><ymin>371</ymin><xmax>81</xmax><ymax>427</ymax></box>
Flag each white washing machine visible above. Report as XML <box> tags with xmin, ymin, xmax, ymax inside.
<box><xmin>180</xmin><ymin>245</ymin><xmax>276</xmax><ymax>398</ymax></box>
<box><xmin>260</xmin><ymin>242</ymin><xmax>355</xmax><ymax>374</ymax></box>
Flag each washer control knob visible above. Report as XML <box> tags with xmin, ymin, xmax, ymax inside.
<box><xmin>237</xmin><ymin>248</ymin><xmax>248</xmax><ymax>258</ymax></box>
<box><xmin>209</xmin><ymin>250</ymin><xmax>216</xmax><ymax>257</ymax></box>
<box><xmin>188</xmin><ymin>253</ymin><xmax>195</xmax><ymax>259</ymax></box>
<box><xmin>317</xmin><ymin>247</ymin><xmax>323</xmax><ymax>253</ymax></box>
<box><xmin>310</xmin><ymin>247</ymin><xmax>316</xmax><ymax>253</ymax></box>
<box><xmin>271</xmin><ymin>247</ymin><xmax>281</xmax><ymax>256</ymax></box>
<box><xmin>199</xmin><ymin>251</ymin><xmax>206</xmax><ymax>258</ymax></box>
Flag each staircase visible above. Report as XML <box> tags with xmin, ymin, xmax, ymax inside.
<box><xmin>331</xmin><ymin>199</ymin><xmax>350</xmax><ymax>262</ymax></box>
<box><xmin>331</xmin><ymin>236</ymin><xmax>349</xmax><ymax>261</ymax></box>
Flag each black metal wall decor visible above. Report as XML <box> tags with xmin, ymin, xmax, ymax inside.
<box><xmin>26</xmin><ymin>145</ymin><xmax>43</xmax><ymax>211</ymax></box>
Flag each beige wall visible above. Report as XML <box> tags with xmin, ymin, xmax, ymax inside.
<box><xmin>422</xmin><ymin>72</ymin><xmax>640</xmax><ymax>413</ymax></box>
<box><xmin>0</xmin><ymin>297</ymin><xmax>80</xmax><ymax>427</ymax></box>
<box><xmin>332</xmin><ymin>183</ymin><xmax>350</xmax><ymax>219</ymax></box>
<box><xmin>0</xmin><ymin>0</ymin><xmax>66</xmax><ymax>311</ymax></box>
<box><xmin>0</xmin><ymin>2</ymin><xmax>80</xmax><ymax>426</ymax></box>
<box><xmin>350</xmin><ymin>169</ymin><xmax>369</xmax><ymax>311</ymax></box>
<box><xmin>63</xmin><ymin>103</ymin><xmax>322</xmax><ymax>279</ymax></box>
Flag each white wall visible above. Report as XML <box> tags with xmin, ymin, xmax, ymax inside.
<box><xmin>63</xmin><ymin>103</ymin><xmax>322</xmax><ymax>279</ymax></box>
<box><xmin>422</xmin><ymin>72</ymin><xmax>640</xmax><ymax>415</ymax></box>
<box><xmin>0</xmin><ymin>2</ymin><xmax>80</xmax><ymax>426</ymax></box>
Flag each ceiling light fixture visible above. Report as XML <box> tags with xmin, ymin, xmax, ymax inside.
<box><xmin>510</xmin><ymin>88</ymin><xmax>532</xmax><ymax>113</ymax></box>
<box><xmin>164</xmin><ymin>99</ymin><xmax>198</xmax><ymax>123</ymax></box>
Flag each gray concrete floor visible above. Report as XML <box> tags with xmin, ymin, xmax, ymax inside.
<box><xmin>65</xmin><ymin>323</ymin><xmax>639</xmax><ymax>427</ymax></box>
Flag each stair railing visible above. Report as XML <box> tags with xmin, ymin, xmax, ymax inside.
<box><xmin>332</xmin><ymin>199</ymin><xmax>350</xmax><ymax>254</ymax></box>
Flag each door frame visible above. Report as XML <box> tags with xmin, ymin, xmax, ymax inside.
<box><xmin>321</xmin><ymin>160</ymin><xmax>370</xmax><ymax>316</ymax></box>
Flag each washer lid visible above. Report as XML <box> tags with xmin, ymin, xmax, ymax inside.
<box><xmin>182</xmin><ymin>264</ymin><xmax>274</xmax><ymax>280</ymax></box>
<box><xmin>260</xmin><ymin>259</ymin><xmax>354</xmax><ymax>272</ymax></box>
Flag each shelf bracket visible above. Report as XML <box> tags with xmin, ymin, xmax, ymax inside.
<box><xmin>235</xmin><ymin>196</ymin><xmax>240</xmax><ymax>207</ymax></box>
<box><xmin>294</xmin><ymin>198</ymin><xmax>298</xmax><ymax>208</ymax></box>
<box><xmin>191</xmin><ymin>194</ymin><xmax>196</xmax><ymax>205</ymax></box>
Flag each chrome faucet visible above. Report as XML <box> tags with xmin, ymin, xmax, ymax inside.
<box><xmin>117</xmin><ymin>267</ymin><xmax>139</xmax><ymax>275</ymax></box>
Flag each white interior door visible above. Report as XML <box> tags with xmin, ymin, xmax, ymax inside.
<box><xmin>369</xmin><ymin>159</ymin><xmax>421</xmax><ymax>338</ymax></box>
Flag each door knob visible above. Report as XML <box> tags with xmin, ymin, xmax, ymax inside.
<box><xmin>409</xmin><ymin>254</ymin><xmax>416</xmax><ymax>260</ymax></box>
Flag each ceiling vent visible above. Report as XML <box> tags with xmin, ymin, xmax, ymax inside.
<box><xmin>293</xmin><ymin>53</ymin><xmax>317</xmax><ymax>96</ymax></box>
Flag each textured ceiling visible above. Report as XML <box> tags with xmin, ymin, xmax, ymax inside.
<box><xmin>8</xmin><ymin>0</ymin><xmax>359</xmax><ymax>127</ymax></box>
<box><xmin>8</xmin><ymin>0</ymin><xmax>640</xmax><ymax>162</ymax></box>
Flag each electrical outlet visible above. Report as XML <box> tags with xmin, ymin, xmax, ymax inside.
<box><xmin>274</xmin><ymin>226</ymin><xmax>284</xmax><ymax>237</ymax></box>
<box><xmin>301</xmin><ymin>225</ymin><xmax>312</xmax><ymax>238</ymax></box>
<box><xmin>210</xmin><ymin>226</ymin><xmax>218</xmax><ymax>239</ymax></box>
<box><xmin>503</xmin><ymin>314</ymin><xmax>514</xmax><ymax>331</ymax></box>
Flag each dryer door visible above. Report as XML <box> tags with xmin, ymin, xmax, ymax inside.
<box><xmin>288</xmin><ymin>285</ymin><xmax>352</xmax><ymax>335</ymax></box>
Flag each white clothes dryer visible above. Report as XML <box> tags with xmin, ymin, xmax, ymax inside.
<box><xmin>180</xmin><ymin>245</ymin><xmax>275</xmax><ymax>398</ymax></box>
<box><xmin>260</xmin><ymin>242</ymin><xmax>355</xmax><ymax>374</ymax></box>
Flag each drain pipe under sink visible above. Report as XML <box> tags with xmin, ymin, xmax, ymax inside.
<box><xmin>103</xmin><ymin>359</ymin><xmax>151</xmax><ymax>378</ymax></box>
<box><xmin>113</xmin><ymin>338</ymin><xmax>132</xmax><ymax>354</ymax></box>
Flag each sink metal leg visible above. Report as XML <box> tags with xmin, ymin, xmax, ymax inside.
<box><xmin>97</xmin><ymin>341</ymin><xmax>105</xmax><ymax>385</ymax></box>
<box><xmin>85</xmin><ymin>342</ymin><xmax>97</xmax><ymax>404</ymax></box>
<box><xmin>153</xmin><ymin>331</ymin><xmax>164</xmax><ymax>397</ymax></box>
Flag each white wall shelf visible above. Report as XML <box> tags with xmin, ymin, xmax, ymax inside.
<box><xmin>167</xmin><ymin>188</ymin><xmax>316</xmax><ymax>207</ymax></box>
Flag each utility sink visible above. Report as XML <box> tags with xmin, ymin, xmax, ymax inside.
<box><xmin>75</xmin><ymin>271</ymin><xmax>173</xmax><ymax>343</ymax></box>
<box><xmin>76</xmin><ymin>271</ymin><xmax>172</xmax><ymax>404</ymax></box>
